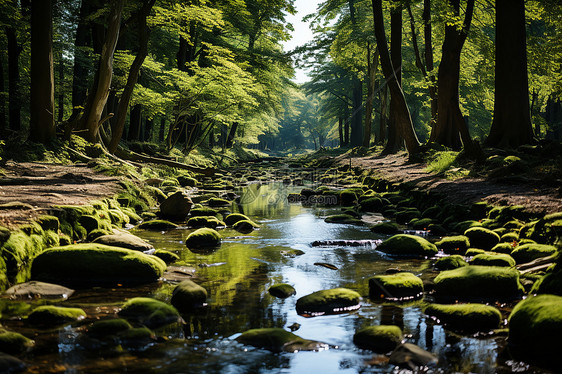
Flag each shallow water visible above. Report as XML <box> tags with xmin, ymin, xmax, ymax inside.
<box><xmin>2</xmin><ymin>181</ymin><xmax>550</xmax><ymax>373</ymax></box>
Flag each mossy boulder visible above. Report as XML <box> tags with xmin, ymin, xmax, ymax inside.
<box><xmin>501</xmin><ymin>232</ymin><xmax>519</xmax><ymax>243</ymax></box>
<box><xmin>153</xmin><ymin>249</ymin><xmax>179</xmax><ymax>264</ymax></box>
<box><xmin>435</xmin><ymin>235</ymin><xmax>470</xmax><ymax>255</ymax></box>
<box><xmin>207</xmin><ymin>197</ymin><xmax>231</xmax><ymax>207</ymax></box>
<box><xmin>233</xmin><ymin>220</ymin><xmax>259</xmax><ymax>234</ymax></box>
<box><xmin>0</xmin><ymin>331</ymin><xmax>34</xmax><ymax>355</ymax></box>
<box><xmin>425</xmin><ymin>303</ymin><xmax>501</xmax><ymax>332</ymax></box>
<box><xmin>470</xmin><ymin>253</ymin><xmax>516</xmax><ymax>267</ymax></box>
<box><xmin>170</xmin><ymin>280</ymin><xmax>208</xmax><ymax>311</ymax></box>
<box><xmin>27</xmin><ymin>305</ymin><xmax>86</xmax><ymax>326</ymax></box>
<box><xmin>185</xmin><ymin>228</ymin><xmax>221</xmax><ymax>249</ymax></box>
<box><xmin>453</xmin><ymin>220</ymin><xmax>482</xmax><ymax>233</ymax></box>
<box><xmin>359</xmin><ymin>197</ymin><xmax>385</xmax><ymax>212</ymax></box>
<box><xmin>510</xmin><ymin>243</ymin><xmax>558</xmax><ymax>264</ymax></box>
<box><xmin>395</xmin><ymin>209</ymin><xmax>422</xmax><ymax>224</ymax></box>
<box><xmin>434</xmin><ymin>266</ymin><xmax>524</xmax><ymax>302</ymax></box>
<box><xmin>339</xmin><ymin>190</ymin><xmax>358</xmax><ymax>206</ymax></box>
<box><xmin>137</xmin><ymin>220</ymin><xmax>179</xmax><ymax>231</ymax></box>
<box><xmin>376</xmin><ymin>234</ymin><xmax>438</xmax><ymax>258</ymax></box>
<box><xmin>177</xmin><ymin>175</ymin><xmax>198</xmax><ymax>187</ymax></box>
<box><xmin>434</xmin><ymin>255</ymin><xmax>468</xmax><ymax>271</ymax></box>
<box><xmin>490</xmin><ymin>242</ymin><xmax>515</xmax><ymax>254</ymax></box>
<box><xmin>427</xmin><ymin>224</ymin><xmax>448</xmax><ymax>236</ymax></box>
<box><xmin>187</xmin><ymin>216</ymin><xmax>224</xmax><ymax>229</ymax></box>
<box><xmin>463</xmin><ymin>227</ymin><xmax>500</xmax><ymax>250</ymax></box>
<box><xmin>530</xmin><ymin>270</ymin><xmax>562</xmax><ymax>296</ymax></box>
<box><xmin>224</xmin><ymin>213</ymin><xmax>251</xmax><ymax>226</ymax></box>
<box><xmin>324</xmin><ymin>214</ymin><xmax>363</xmax><ymax>225</ymax></box>
<box><xmin>118</xmin><ymin>297</ymin><xmax>180</xmax><ymax>328</ymax></box>
<box><xmin>0</xmin><ymin>230</ymin><xmax>45</xmax><ymax>281</ymax></box>
<box><xmin>87</xmin><ymin>318</ymin><xmax>133</xmax><ymax>338</ymax></box>
<box><xmin>30</xmin><ymin>243</ymin><xmax>166</xmax><ymax>287</ymax></box>
<box><xmin>268</xmin><ymin>284</ymin><xmax>296</xmax><ymax>299</ymax></box>
<box><xmin>412</xmin><ymin>218</ymin><xmax>433</xmax><ymax>231</ymax></box>
<box><xmin>189</xmin><ymin>207</ymin><xmax>219</xmax><ymax>217</ymax></box>
<box><xmin>93</xmin><ymin>232</ymin><xmax>155</xmax><ymax>252</ymax></box>
<box><xmin>520</xmin><ymin>212</ymin><xmax>562</xmax><ymax>245</ymax></box>
<box><xmin>36</xmin><ymin>215</ymin><xmax>60</xmax><ymax>232</ymax></box>
<box><xmin>159</xmin><ymin>191</ymin><xmax>193</xmax><ymax>220</ymax></box>
<box><xmin>353</xmin><ymin>325</ymin><xmax>403</xmax><ymax>353</ymax></box>
<box><xmin>236</xmin><ymin>328</ymin><xmax>328</xmax><ymax>353</ymax></box>
<box><xmin>369</xmin><ymin>272</ymin><xmax>424</xmax><ymax>301</ymax></box>
<box><xmin>465</xmin><ymin>248</ymin><xmax>486</xmax><ymax>257</ymax></box>
<box><xmin>508</xmin><ymin>295</ymin><xmax>562</xmax><ymax>370</ymax></box>
<box><xmin>370</xmin><ymin>222</ymin><xmax>399</xmax><ymax>235</ymax></box>
<box><xmin>296</xmin><ymin>288</ymin><xmax>361</xmax><ymax>316</ymax></box>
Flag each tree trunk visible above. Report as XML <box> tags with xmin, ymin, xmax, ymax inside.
<box><xmin>6</xmin><ymin>26</ymin><xmax>22</xmax><ymax>132</ymax></box>
<box><xmin>372</xmin><ymin>0</ymin><xmax>420</xmax><ymax>156</ymax></box>
<box><xmin>430</xmin><ymin>0</ymin><xmax>477</xmax><ymax>156</ymax></box>
<box><xmin>29</xmin><ymin>0</ymin><xmax>55</xmax><ymax>143</ymax></box>
<box><xmin>225</xmin><ymin>122</ymin><xmax>238</xmax><ymax>148</ymax></box>
<box><xmin>0</xmin><ymin>54</ymin><xmax>6</xmax><ymax>131</ymax></box>
<box><xmin>423</xmin><ymin>0</ymin><xmax>437</xmax><ymax>127</ymax></box>
<box><xmin>57</xmin><ymin>50</ymin><xmax>64</xmax><ymax>123</ymax></box>
<box><xmin>350</xmin><ymin>76</ymin><xmax>363</xmax><ymax>146</ymax></box>
<box><xmin>158</xmin><ymin>117</ymin><xmax>166</xmax><ymax>142</ymax></box>
<box><xmin>79</xmin><ymin>0</ymin><xmax>124</xmax><ymax>143</ymax></box>
<box><xmin>363</xmin><ymin>45</ymin><xmax>379</xmax><ymax>147</ymax></box>
<box><xmin>127</xmin><ymin>104</ymin><xmax>142</xmax><ymax>141</ymax></box>
<box><xmin>108</xmin><ymin>0</ymin><xmax>155</xmax><ymax>153</ymax></box>
<box><xmin>338</xmin><ymin>117</ymin><xmax>344</xmax><ymax>146</ymax></box>
<box><xmin>379</xmin><ymin>84</ymin><xmax>388</xmax><ymax>143</ymax></box>
<box><xmin>344</xmin><ymin>105</ymin><xmax>350</xmax><ymax>146</ymax></box>
<box><xmin>71</xmin><ymin>0</ymin><xmax>92</xmax><ymax>117</ymax></box>
<box><xmin>486</xmin><ymin>0</ymin><xmax>533</xmax><ymax>148</ymax></box>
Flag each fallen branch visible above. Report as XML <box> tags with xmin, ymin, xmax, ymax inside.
<box><xmin>516</xmin><ymin>254</ymin><xmax>557</xmax><ymax>271</ymax></box>
<box><xmin>520</xmin><ymin>263</ymin><xmax>554</xmax><ymax>275</ymax></box>
<box><xmin>115</xmin><ymin>148</ymin><xmax>215</xmax><ymax>176</ymax></box>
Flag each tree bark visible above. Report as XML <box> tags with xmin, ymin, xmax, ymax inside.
<box><xmin>6</xmin><ymin>26</ymin><xmax>22</xmax><ymax>132</ymax></box>
<box><xmin>57</xmin><ymin>50</ymin><xmax>64</xmax><ymax>123</ymax></box>
<box><xmin>344</xmin><ymin>105</ymin><xmax>350</xmax><ymax>146</ymax></box>
<box><xmin>486</xmin><ymin>0</ymin><xmax>533</xmax><ymax>148</ymax></box>
<box><xmin>379</xmin><ymin>84</ymin><xmax>388</xmax><ymax>143</ymax></box>
<box><xmin>225</xmin><ymin>122</ymin><xmax>238</xmax><ymax>148</ymax></box>
<box><xmin>363</xmin><ymin>45</ymin><xmax>379</xmax><ymax>147</ymax></box>
<box><xmin>71</xmin><ymin>0</ymin><xmax>92</xmax><ymax>117</ymax></box>
<box><xmin>127</xmin><ymin>104</ymin><xmax>142</xmax><ymax>141</ymax></box>
<box><xmin>372</xmin><ymin>0</ymin><xmax>420</xmax><ymax>156</ymax></box>
<box><xmin>158</xmin><ymin>117</ymin><xmax>166</xmax><ymax>142</ymax></box>
<box><xmin>108</xmin><ymin>0</ymin><xmax>155</xmax><ymax>153</ymax></box>
<box><xmin>79</xmin><ymin>0</ymin><xmax>124</xmax><ymax>143</ymax></box>
<box><xmin>29</xmin><ymin>0</ymin><xmax>55</xmax><ymax>143</ymax></box>
<box><xmin>338</xmin><ymin>117</ymin><xmax>344</xmax><ymax>146</ymax></box>
<box><xmin>423</xmin><ymin>0</ymin><xmax>437</xmax><ymax>127</ymax></box>
<box><xmin>350</xmin><ymin>76</ymin><xmax>363</xmax><ymax>146</ymax></box>
<box><xmin>0</xmin><ymin>54</ymin><xmax>6</xmax><ymax>131</ymax></box>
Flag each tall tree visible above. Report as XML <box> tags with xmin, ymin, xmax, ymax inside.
<box><xmin>486</xmin><ymin>0</ymin><xmax>533</xmax><ymax>148</ymax></box>
<box><xmin>0</xmin><ymin>53</ymin><xmax>5</xmax><ymax>131</ymax></box>
<box><xmin>5</xmin><ymin>13</ymin><xmax>22</xmax><ymax>131</ymax></box>
<box><xmin>372</xmin><ymin>0</ymin><xmax>420</xmax><ymax>155</ymax></box>
<box><xmin>79</xmin><ymin>0</ymin><xmax>124</xmax><ymax>143</ymax></box>
<box><xmin>363</xmin><ymin>44</ymin><xmax>379</xmax><ymax>147</ymax></box>
<box><xmin>29</xmin><ymin>0</ymin><xmax>55</xmax><ymax>143</ymax></box>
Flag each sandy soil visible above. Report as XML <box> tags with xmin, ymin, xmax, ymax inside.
<box><xmin>0</xmin><ymin>161</ymin><xmax>120</xmax><ymax>229</ymax></box>
<box><xmin>342</xmin><ymin>152</ymin><xmax>562</xmax><ymax>215</ymax></box>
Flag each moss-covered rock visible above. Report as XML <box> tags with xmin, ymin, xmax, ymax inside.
<box><xmin>359</xmin><ymin>197</ymin><xmax>385</xmax><ymax>212</ymax></box>
<box><xmin>27</xmin><ymin>305</ymin><xmax>86</xmax><ymax>326</ymax></box>
<box><xmin>0</xmin><ymin>230</ymin><xmax>45</xmax><ymax>281</ymax></box>
<box><xmin>93</xmin><ymin>232</ymin><xmax>154</xmax><ymax>252</ymax></box>
<box><xmin>395</xmin><ymin>209</ymin><xmax>421</xmax><ymax>224</ymax></box>
<box><xmin>118</xmin><ymin>297</ymin><xmax>180</xmax><ymax>328</ymax></box>
<box><xmin>510</xmin><ymin>243</ymin><xmax>558</xmax><ymax>264</ymax></box>
<box><xmin>159</xmin><ymin>191</ymin><xmax>193</xmax><ymax>221</ymax></box>
<box><xmin>508</xmin><ymin>295</ymin><xmax>562</xmax><ymax>370</ymax></box>
<box><xmin>177</xmin><ymin>175</ymin><xmax>198</xmax><ymax>187</ymax></box>
<box><xmin>268</xmin><ymin>284</ymin><xmax>296</xmax><ymax>299</ymax></box>
<box><xmin>490</xmin><ymin>242</ymin><xmax>515</xmax><ymax>254</ymax></box>
<box><xmin>353</xmin><ymin>325</ymin><xmax>403</xmax><ymax>353</ymax></box>
<box><xmin>470</xmin><ymin>253</ymin><xmax>516</xmax><ymax>267</ymax></box>
<box><xmin>236</xmin><ymin>328</ymin><xmax>328</xmax><ymax>353</ymax></box>
<box><xmin>185</xmin><ymin>228</ymin><xmax>221</xmax><ymax>249</ymax></box>
<box><xmin>233</xmin><ymin>220</ymin><xmax>259</xmax><ymax>234</ymax></box>
<box><xmin>0</xmin><ymin>330</ymin><xmax>34</xmax><ymax>355</ymax></box>
<box><xmin>87</xmin><ymin>318</ymin><xmax>132</xmax><ymax>338</ymax></box>
<box><xmin>207</xmin><ymin>197</ymin><xmax>231</xmax><ymax>207</ymax></box>
<box><xmin>324</xmin><ymin>214</ymin><xmax>363</xmax><ymax>225</ymax></box>
<box><xmin>464</xmin><ymin>227</ymin><xmax>500</xmax><ymax>250</ymax></box>
<box><xmin>453</xmin><ymin>220</ymin><xmax>482</xmax><ymax>233</ymax></box>
<box><xmin>296</xmin><ymin>288</ymin><xmax>360</xmax><ymax>316</ymax></box>
<box><xmin>465</xmin><ymin>248</ymin><xmax>486</xmax><ymax>257</ymax></box>
<box><xmin>339</xmin><ymin>190</ymin><xmax>358</xmax><ymax>206</ymax></box>
<box><xmin>412</xmin><ymin>218</ymin><xmax>433</xmax><ymax>230</ymax></box>
<box><xmin>501</xmin><ymin>232</ymin><xmax>519</xmax><ymax>243</ymax></box>
<box><xmin>376</xmin><ymin>234</ymin><xmax>438</xmax><ymax>258</ymax></box>
<box><xmin>187</xmin><ymin>216</ymin><xmax>224</xmax><ymax>229</ymax></box>
<box><xmin>425</xmin><ymin>303</ymin><xmax>502</xmax><ymax>332</ymax></box>
<box><xmin>434</xmin><ymin>255</ymin><xmax>468</xmax><ymax>271</ymax></box>
<box><xmin>224</xmin><ymin>213</ymin><xmax>251</xmax><ymax>227</ymax></box>
<box><xmin>435</xmin><ymin>235</ymin><xmax>470</xmax><ymax>255</ymax></box>
<box><xmin>153</xmin><ymin>249</ymin><xmax>179</xmax><ymax>264</ymax></box>
<box><xmin>30</xmin><ymin>243</ymin><xmax>166</xmax><ymax>287</ymax></box>
<box><xmin>530</xmin><ymin>269</ymin><xmax>562</xmax><ymax>296</ymax></box>
<box><xmin>137</xmin><ymin>220</ymin><xmax>179</xmax><ymax>231</ymax></box>
<box><xmin>107</xmin><ymin>209</ymin><xmax>130</xmax><ymax>226</ymax></box>
<box><xmin>370</xmin><ymin>222</ymin><xmax>399</xmax><ymax>235</ymax></box>
<box><xmin>189</xmin><ymin>207</ymin><xmax>219</xmax><ymax>217</ymax></box>
<box><xmin>368</xmin><ymin>272</ymin><xmax>424</xmax><ymax>301</ymax></box>
<box><xmin>434</xmin><ymin>266</ymin><xmax>524</xmax><ymax>302</ymax></box>
<box><xmin>36</xmin><ymin>215</ymin><xmax>60</xmax><ymax>232</ymax></box>
<box><xmin>520</xmin><ymin>212</ymin><xmax>562</xmax><ymax>246</ymax></box>
<box><xmin>170</xmin><ymin>280</ymin><xmax>208</xmax><ymax>311</ymax></box>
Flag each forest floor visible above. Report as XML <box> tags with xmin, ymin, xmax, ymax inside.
<box><xmin>340</xmin><ymin>151</ymin><xmax>562</xmax><ymax>215</ymax></box>
<box><xmin>1</xmin><ymin>150</ymin><xmax>561</xmax><ymax>230</ymax></box>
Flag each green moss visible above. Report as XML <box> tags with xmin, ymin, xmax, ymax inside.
<box><xmin>324</xmin><ymin>214</ymin><xmax>363</xmax><ymax>225</ymax></box>
<box><xmin>177</xmin><ymin>175</ymin><xmax>198</xmax><ymax>187</ymax></box>
<box><xmin>369</xmin><ymin>272</ymin><xmax>424</xmax><ymax>301</ymax></box>
<box><xmin>490</xmin><ymin>242</ymin><xmax>515</xmax><ymax>254</ymax></box>
<box><xmin>30</xmin><ymin>243</ymin><xmax>166</xmax><ymax>287</ymax></box>
<box><xmin>501</xmin><ymin>232</ymin><xmax>519</xmax><ymax>243</ymax></box>
<box><xmin>170</xmin><ymin>280</ymin><xmax>208</xmax><ymax>311</ymax></box>
<box><xmin>530</xmin><ymin>270</ymin><xmax>562</xmax><ymax>296</ymax></box>
<box><xmin>42</xmin><ymin>230</ymin><xmax>60</xmax><ymax>248</ymax></box>
<box><xmin>339</xmin><ymin>190</ymin><xmax>358</xmax><ymax>206</ymax></box>
<box><xmin>359</xmin><ymin>197</ymin><xmax>384</xmax><ymax>212</ymax></box>
<box><xmin>190</xmin><ymin>207</ymin><xmax>219</xmax><ymax>217</ymax></box>
<box><xmin>0</xmin><ymin>330</ymin><xmax>34</xmax><ymax>355</ymax></box>
<box><xmin>224</xmin><ymin>213</ymin><xmax>251</xmax><ymax>226</ymax></box>
<box><xmin>453</xmin><ymin>220</ymin><xmax>482</xmax><ymax>233</ymax></box>
<box><xmin>268</xmin><ymin>284</ymin><xmax>296</xmax><ymax>298</ymax></box>
<box><xmin>118</xmin><ymin>297</ymin><xmax>180</xmax><ymax>328</ymax></box>
<box><xmin>465</xmin><ymin>248</ymin><xmax>486</xmax><ymax>257</ymax></box>
<box><xmin>187</xmin><ymin>216</ymin><xmax>224</xmax><ymax>229</ymax></box>
<box><xmin>36</xmin><ymin>215</ymin><xmax>60</xmax><ymax>232</ymax></box>
<box><xmin>435</xmin><ymin>236</ymin><xmax>470</xmax><ymax>255</ymax></box>
<box><xmin>236</xmin><ymin>328</ymin><xmax>307</xmax><ymax>353</ymax></box>
<box><xmin>470</xmin><ymin>253</ymin><xmax>516</xmax><ymax>267</ymax></box>
<box><xmin>137</xmin><ymin>220</ymin><xmax>179</xmax><ymax>231</ymax></box>
<box><xmin>58</xmin><ymin>234</ymin><xmax>72</xmax><ymax>246</ymax></box>
<box><xmin>428</xmin><ymin>224</ymin><xmax>448</xmax><ymax>236</ymax></box>
<box><xmin>434</xmin><ymin>255</ymin><xmax>468</xmax><ymax>271</ymax></box>
<box><xmin>296</xmin><ymin>288</ymin><xmax>361</xmax><ymax>316</ymax></box>
<box><xmin>510</xmin><ymin>244</ymin><xmax>558</xmax><ymax>264</ymax></box>
<box><xmin>353</xmin><ymin>325</ymin><xmax>403</xmax><ymax>353</ymax></box>
<box><xmin>395</xmin><ymin>209</ymin><xmax>421</xmax><ymax>224</ymax></box>
<box><xmin>87</xmin><ymin>318</ymin><xmax>132</xmax><ymax>338</ymax></box>
<box><xmin>412</xmin><ymin>218</ymin><xmax>433</xmax><ymax>230</ymax></box>
<box><xmin>464</xmin><ymin>227</ymin><xmax>500</xmax><ymax>250</ymax></box>
<box><xmin>27</xmin><ymin>305</ymin><xmax>86</xmax><ymax>326</ymax></box>
<box><xmin>0</xmin><ymin>230</ymin><xmax>44</xmax><ymax>280</ymax></box>
<box><xmin>185</xmin><ymin>228</ymin><xmax>221</xmax><ymax>249</ymax></box>
<box><xmin>520</xmin><ymin>212</ymin><xmax>562</xmax><ymax>245</ymax></box>
<box><xmin>207</xmin><ymin>198</ymin><xmax>231</xmax><ymax>207</ymax></box>
<box><xmin>19</xmin><ymin>221</ymin><xmax>44</xmax><ymax>236</ymax></box>
<box><xmin>425</xmin><ymin>303</ymin><xmax>502</xmax><ymax>332</ymax></box>
<box><xmin>434</xmin><ymin>266</ymin><xmax>524</xmax><ymax>302</ymax></box>
<box><xmin>120</xmin><ymin>207</ymin><xmax>142</xmax><ymax>224</ymax></box>
<box><xmin>508</xmin><ymin>295</ymin><xmax>562</xmax><ymax>370</ymax></box>
<box><xmin>376</xmin><ymin>234</ymin><xmax>438</xmax><ymax>258</ymax></box>
<box><xmin>108</xmin><ymin>209</ymin><xmax>130</xmax><ymax>226</ymax></box>
<box><xmin>86</xmin><ymin>229</ymin><xmax>112</xmax><ymax>242</ymax></box>
<box><xmin>233</xmin><ymin>220</ymin><xmax>259</xmax><ymax>234</ymax></box>
<box><xmin>153</xmin><ymin>249</ymin><xmax>180</xmax><ymax>264</ymax></box>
